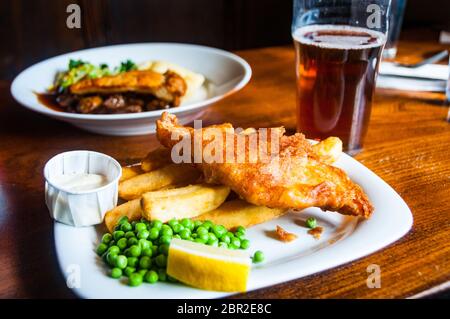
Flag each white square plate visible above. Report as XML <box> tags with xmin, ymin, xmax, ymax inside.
<box><xmin>54</xmin><ymin>152</ymin><xmax>412</xmax><ymax>298</ymax></box>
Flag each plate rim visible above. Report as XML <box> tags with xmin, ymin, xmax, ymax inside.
<box><xmin>10</xmin><ymin>42</ymin><xmax>252</xmax><ymax>121</ymax></box>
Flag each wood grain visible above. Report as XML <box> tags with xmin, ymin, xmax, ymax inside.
<box><xmin>0</xmin><ymin>38</ymin><xmax>449</xmax><ymax>298</ymax></box>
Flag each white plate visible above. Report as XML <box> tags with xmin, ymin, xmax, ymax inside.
<box><xmin>11</xmin><ymin>43</ymin><xmax>251</xmax><ymax>136</ymax></box>
<box><xmin>54</xmin><ymin>153</ymin><xmax>412</xmax><ymax>298</ymax></box>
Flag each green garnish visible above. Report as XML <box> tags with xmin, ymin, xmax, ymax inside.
<box><xmin>118</xmin><ymin>59</ymin><xmax>137</xmax><ymax>72</ymax></box>
<box><xmin>68</xmin><ymin>59</ymin><xmax>86</xmax><ymax>70</ymax></box>
<box><xmin>306</xmin><ymin>217</ymin><xmax>317</xmax><ymax>229</ymax></box>
<box><xmin>53</xmin><ymin>59</ymin><xmax>137</xmax><ymax>90</ymax></box>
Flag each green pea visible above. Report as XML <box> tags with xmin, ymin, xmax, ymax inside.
<box><xmin>192</xmin><ymin>233</ymin><xmax>198</xmax><ymax>239</ymax></box>
<box><xmin>129</xmin><ymin>245</ymin><xmax>142</xmax><ymax>257</ymax></box>
<box><xmin>159</xmin><ymin>244</ymin><xmax>170</xmax><ymax>255</ymax></box>
<box><xmin>135</xmin><ymin>222</ymin><xmax>147</xmax><ymax>232</ymax></box>
<box><xmin>137</xmin><ymin>230</ymin><xmax>150</xmax><ymax>239</ymax></box>
<box><xmin>139</xmin><ymin>256</ymin><xmax>152</xmax><ymax>269</ymax></box>
<box><xmin>108</xmin><ymin>245</ymin><xmax>120</xmax><ymax>255</ymax></box>
<box><xmin>219</xmin><ymin>242</ymin><xmax>228</xmax><ymax>249</ymax></box>
<box><xmin>229</xmin><ymin>244</ymin><xmax>238</xmax><ymax>250</ymax></box>
<box><xmin>124</xmin><ymin>266</ymin><xmax>136</xmax><ymax>277</ymax></box>
<box><xmin>161</xmin><ymin>227</ymin><xmax>173</xmax><ymax>237</ymax></box>
<box><xmin>236</xmin><ymin>226</ymin><xmax>246</xmax><ymax>234</ymax></box>
<box><xmin>96</xmin><ymin>243</ymin><xmax>108</xmax><ymax>256</ymax></box>
<box><xmin>125</xmin><ymin>231</ymin><xmax>135</xmax><ymax>239</ymax></box>
<box><xmin>234</xmin><ymin>232</ymin><xmax>245</xmax><ymax>240</ymax></box>
<box><xmin>101</xmin><ymin>233</ymin><xmax>113</xmax><ymax>245</ymax></box>
<box><xmin>138</xmin><ymin>269</ymin><xmax>148</xmax><ymax>277</ymax></box>
<box><xmin>131</xmin><ymin>221</ymin><xmax>137</xmax><ymax>228</ymax></box>
<box><xmin>208</xmin><ymin>232</ymin><xmax>217</xmax><ymax>241</ymax></box>
<box><xmin>120</xmin><ymin>222</ymin><xmax>132</xmax><ymax>232</ymax></box>
<box><xmin>141</xmin><ymin>218</ymin><xmax>150</xmax><ymax>227</ymax></box>
<box><xmin>117</xmin><ymin>238</ymin><xmax>128</xmax><ymax>250</ymax></box>
<box><xmin>148</xmin><ymin>227</ymin><xmax>160</xmax><ymax>240</ymax></box>
<box><xmin>106</xmin><ymin>252</ymin><xmax>118</xmax><ymax>267</ymax></box>
<box><xmin>231</xmin><ymin>237</ymin><xmax>241</xmax><ymax>248</ymax></box>
<box><xmin>196</xmin><ymin>226</ymin><xmax>208</xmax><ymax>236</ymax></box>
<box><xmin>158</xmin><ymin>269</ymin><xmax>167</xmax><ymax>282</ymax></box>
<box><xmin>138</xmin><ymin>239</ymin><xmax>151</xmax><ymax>250</ymax></box>
<box><xmin>194</xmin><ymin>220</ymin><xmax>203</xmax><ymax>229</ymax></box>
<box><xmin>127</xmin><ymin>256</ymin><xmax>139</xmax><ymax>268</ymax></box>
<box><xmin>226</xmin><ymin>231</ymin><xmax>234</xmax><ymax>238</ymax></box>
<box><xmin>151</xmin><ymin>245</ymin><xmax>158</xmax><ymax>255</ymax></box>
<box><xmin>306</xmin><ymin>217</ymin><xmax>317</xmax><ymax>229</ymax></box>
<box><xmin>252</xmin><ymin>250</ymin><xmax>265</xmax><ymax>263</ymax></box>
<box><xmin>194</xmin><ymin>237</ymin><xmax>206</xmax><ymax>244</ymax></box>
<box><xmin>172</xmin><ymin>223</ymin><xmax>184</xmax><ymax>234</ymax></box>
<box><xmin>110</xmin><ymin>267</ymin><xmax>122</xmax><ymax>279</ymax></box>
<box><xmin>127</xmin><ymin>237</ymin><xmax>139</xmax><ymax>246</ymax></box>
<box><xmin>220</xmin><ymin>234</ymin><xmax>231</xmax><ymax>244</ymax></box>
<box><xmin>108</xmin><ymin>240</ymin><xmax>116</xmax><ymax>247</ymax></box>
<box><xmin>179</xmin><ymin>229</ymin><xmax>191</xmax><ymax>240</ymax></box>
<box><xmin>197</xmin><ymin>233</ymin><xmax>209</xmax><ymax>242</ymax></box>
<box><xmin>115</xmin><ymin>255</ymin><xmax>128</xmax><ymax>269</ymax></box>
<box><xmin>240</xmin><ymin>239</ymin><xmax>250</xmax><ymax>250</ymax></box>
<box><xmin>168</xmin><ymin>219</ymin><xmax>179</xmax><ymax>228</ymax></box>
<box><xmin>208</xmin><ymin>239</ymin><xmax>219</xmax><ymax>247</ymax></box>
<box><xmin>128</xmin><ymin>273</ymin><xmax>143</xmax><ymax>287</ymax></box>
<box><xmin>144</xmin><ymin>270</ymin><xmax>159</xmax><ymax>284</ymax></box>
<box><xmin>155</xmin><ymin>254</ymin><xmax>167</xmax><ymax>267</ymax></box>
<box><xmin>201</xmin><ymin>220</ymin><xmax>213</xmax><ymax>231</ymax></box>
<box><xmin>161</xmin><ymin>224</ymin><xmax>171</xmax><ymax>231</ymax></box>
<box><xmin>113</xmin><ymin>230</ymin><xmax>125</xmax><ymax>241</ymax></box>
<box><xmin>117</xmin><ymin>216</ymin><xmax>129</xmax><ymax>225</ymax></box>
<box><xmin>141</xmin><ymin>247</ymin><xmax>153</xmax><ymax>257</ymax></box>
<box><xmin>173</xmin><ymin>234</ymin><xmax>181</xmax><ymax>239</ymax></box>
<box><xmin>180</xmin><ymin>218</ymin><xmax>194</xmax><ymax>230</ymax></box>
<box><xmin>212</xmin><ymin>225</ymin><xmax>227</xmax><ymax>239</ymax></box>
<box><xmin>159</xmin><ymin>235</ymin><xmax>172</xmax><ymax>245</ymax></box>
<box><xmin>151</xmin><ymin>220</ymin><xmax>163</xmax><ymax>229</ymax></box>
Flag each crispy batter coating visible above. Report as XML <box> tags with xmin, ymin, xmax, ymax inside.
<box><xmin>70</xmin><ymin>70</ymin><xmax>187</xmax><ymax>105</ymax></box>
<box><xmin>156</xmin><ymin>112</ymin><xmax>373</xmax><ymax>218</ymax></box>
<box><xmin>276</xmin><ymin>225</ymin><xmax>298</xmax><ymax>242</ymax></box>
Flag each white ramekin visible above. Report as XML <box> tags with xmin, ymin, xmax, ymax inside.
<box><xmin>43</xmin><ymin>150</ymin><xmax>122</xmax><ymax>227</ymax></box>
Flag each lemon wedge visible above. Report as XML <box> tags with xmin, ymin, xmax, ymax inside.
<box><xmin>167</xmin><ymin>238</ymin><xmax>251</xmax><ymax>292</ymax></box>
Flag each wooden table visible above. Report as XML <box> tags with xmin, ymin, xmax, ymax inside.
<box><xmin>0</xmin><ymin>39</ymin><xmax>449</xmax><ymax>299</ymax></box>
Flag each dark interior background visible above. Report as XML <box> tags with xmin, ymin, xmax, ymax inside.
<box><xmin>1</xmin><ymin>0</ymin><xmax>449</xmax><ymax>80</ymax></box>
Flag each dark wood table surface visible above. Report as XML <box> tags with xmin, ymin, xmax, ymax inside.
<box><xmin>0</xmin><ymin>38</ymin><xmax>449</xmax><ymax>299</ymax></box>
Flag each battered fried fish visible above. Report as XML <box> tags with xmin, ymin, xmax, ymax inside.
<box><xmin>156</xmin><ymin>112</ymin><xmax>373</xmax><ymax>218</ymax></box>
<box><xmin>70</xmin><ymin>70</ymin><xmax>187</xmax><ymax>106</ymax></box>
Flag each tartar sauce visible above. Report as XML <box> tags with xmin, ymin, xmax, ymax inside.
<box><xmin>53</xmin><ymin>172</ymin><xmax>108</xmax><ymax>192</ymax></box>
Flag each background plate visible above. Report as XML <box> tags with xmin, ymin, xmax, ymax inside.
<box><xmin>11</xmin><ymin>43</ymin><xmax>251</xmax><ymax>136</ymax></box>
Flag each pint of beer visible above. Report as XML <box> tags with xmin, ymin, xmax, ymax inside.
<box><xmin>292</xmin><ymin>0</ymin><xmax>391</xmax><ymax>154</ymax></box>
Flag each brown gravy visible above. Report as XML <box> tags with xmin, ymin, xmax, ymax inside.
<box><xmin>35</xmin><ymin>93</ymin><xmax>65</xmax><ymax>112</ymax></box>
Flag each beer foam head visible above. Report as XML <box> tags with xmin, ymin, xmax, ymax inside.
<box><xmin>292</xmin><ymin>24</ymin><xmax>386</xmax><ymax>50</ymax></box>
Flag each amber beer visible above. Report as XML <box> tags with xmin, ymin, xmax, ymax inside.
<box><xmin>293</xmin><ymin>25</ymin><xmax>386</xmax><ymax>153</ymax></box>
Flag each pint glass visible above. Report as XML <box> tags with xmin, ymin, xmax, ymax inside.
<box><xmin>292</xmin><ymin>0</ymin><xmax>391</xmax><ymax>154</ymax></box>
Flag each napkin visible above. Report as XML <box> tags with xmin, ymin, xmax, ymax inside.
<box><xmin>377</xmin><ymin>62</ymin><xmax>449</xmax><ymax>92</ymax></box>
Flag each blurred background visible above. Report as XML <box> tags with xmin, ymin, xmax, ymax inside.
<box><xmin>1</xmin><ymin>0</ymin><xmax>450</xmax><ymax>80</ymax></box>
